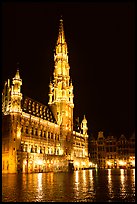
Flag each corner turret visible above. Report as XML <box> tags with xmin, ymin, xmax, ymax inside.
<box><xmin>10</xmin><ymin>69</ymin><xmax>22</xmax><ymax>113</ymax></box>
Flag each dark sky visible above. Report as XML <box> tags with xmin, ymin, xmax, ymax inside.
<box><xmin>2</xmin><ymin>2</ymin><xmax>135</xmax><ymax>138</ymax></box>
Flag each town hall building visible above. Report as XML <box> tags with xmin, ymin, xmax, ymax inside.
<box><xmin>2</xmin><ymin>18</ymin><xmax>90</xmax><ymax>173</ymax></box>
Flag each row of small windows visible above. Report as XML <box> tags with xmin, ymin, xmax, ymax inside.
<box><xmin>106</xmin><ymin>147</ymin><xmax>116</xmax><ymax>152</ymax></box>
<box><xmin>91</xmin><ymin>143</ymin><xmax>133</xmax><ymax>149</ymax></box>
<box><xmin>21</xmin><ymin>127</ymin><xmax>59</xmax><ymax>140</ymax></box>
<box><xmin>106</xmin><ymin>142</ymin><xmax>116</xmax><ymax>145</ymax></box>
<box><xmin>73</xmin><ymin>142</ymin><xmax>85</xmax><ymax>147</ymax></box>
<box><xmin>91</xmin><ymin>146</ymin><xmax>130</xmax><ymax>152</ymax></box>
<box><xmin>74</xmin><ymin>150</ymin><xmax>84</xmax><ymax>157</ymax></box>
<box><xmin>98</xmin><ymin>155</ymin><xmax>105</xmax><ymax>159</ymax></box>
<box><xmin>117</xmin><ymin>150</ymin><xmax>129</xmax><ymax>155</ymax></box>
<box><xmin>118</xmin><ymin>145</ymin><xmax>129</xmax><ymax>149</ymax></box>
<box><xmin>21</xmin><ymin>144</ymin><xmax>60</xmax><ymax>155</ymax></box>
<box><xmin>91</xmin><ymin>141</ymin><xmax>135</xmax><ymax>147</ymax></box>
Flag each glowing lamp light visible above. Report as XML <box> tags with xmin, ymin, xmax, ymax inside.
<box><xmin>23</xmin><ymin>160</ymin><xmax>27</xmax><ymax>165</ymax></box>
<box><xmin>107</xmin><ymin>161</ymin><xmax>112</xmax><ymax>166</ymax></box>
<box><xmin>17</xmin><ymin>130</ymin><xmax>21</xmax><ymax>139</ymax></box>
<box><xmin>82</xmin><ymin>162</ymin><xmax>86</xmax><ymax>166</ymax></box>
<box><xmin>60</xmin><ymin>149</ymin><xmax>63</xmax><ymax>155</ymax></box>
<box><xmin>119</xmin><ymin>160</ymin><xmax>126</xmax><ymax>166</ymax></box>
<box><xmin>129</xmin><ymin>156</ymin><xmax>135</xmax><ymax>166</ymax></box>
<box><xmin>89</xmin><ymin>162</ymin><xmax>92</xmax><ymax>166</ymax></box>
<box><xmin>37</xmin><ymin>160</ymin><xmax>43</xmax><ymax>165</ymax></box>
<box><xmin>75</xmin><ymin>162</ymin><xmax>79</xmax><ymax>166</ymax></box>
<box><xmin>131</xmin><ymin>160</ymin><xmax>135</xmax><ymax>166</ymax></box>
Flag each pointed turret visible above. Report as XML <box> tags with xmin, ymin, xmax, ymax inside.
<box><xmin>48</xmin><ymin>78</ymin><xmax>53</xmax><ymax>104</ymax></box>
<box><xmin>81</xmin><ymin>115</ymin><xmax>88</xmax><ymax>136</ymax></box>
<box><xmin>12</xmin><ymin>69</ymin><xmax>22</xmax><ymax>94</ymax></box>
<box><xmin>10</xmin><ymin>69</ymin><xmax>22</xmax><ymax>113</ymax></box>
<box><xmin>14</xmin><ymin>69</ymin><xmax>21</xmax><ymax>80</ymax></box>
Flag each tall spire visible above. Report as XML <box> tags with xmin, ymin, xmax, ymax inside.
<box><xmin>48</xmin><ymin>18</ymin><xmax>74</xmax><ymax>133</ymax></box>
<box><xmin>57</xmin><ymin>17</ymin><xmax>65</xmax><ymax>45</ymax></box>
<box><xmin>54</xmin><ymin>17</ymin><xmax>68</xmax><ymax>65</ymax></box>
<box><xmin>48</xmin><ymin>18</ymin><xmax>74</xmax><ymax>109</ymax></box>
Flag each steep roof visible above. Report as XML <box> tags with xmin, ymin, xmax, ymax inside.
<box><xmin>21</xmin><ymin>96</ymin><xmax>57</xmax><ymax>124</ymax></box>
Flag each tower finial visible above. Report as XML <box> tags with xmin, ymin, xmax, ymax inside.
<box><xmin>60</xmin><ymin>14</ymin><xmax>63</xmax><ymax>21</ymax></box>
<box><xmin>57</xmin><ymin>15</ymin><xmax>65</xmax><ymax>44</ymax></box>
<box><xmin>17</xmin><ymin>62</ymin><xmax>20</xmax><ymax>71</ymax></box>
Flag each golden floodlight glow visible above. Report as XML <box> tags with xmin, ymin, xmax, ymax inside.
<box><xmin>89</xmin><ymin>162</ymin><xmax>96</xmax><ymax>167</ymax></box>
<box><xmin>131</xmin><ymin>160</ymin><xmax>135</xmax><ymax>166</ymax></box>
<box><xmin>89</xmin><ymin>162</ymin><xmax>92</xmax><ymax>166</ymax></box>
<box><xmin>60</xmin><ymin>149</ymin><xmax>63</xmax><ymax>155</ymax></box>
<box><xmin>23</xmin><ymin>160</ymin><xmax>27</xmax><ymax>165</ymax></box>
<box><xmin>119</xmin><ymin>160</ymin><xmax>126</xmax><ymax>166</ymax></box>
<box><xmin>107</xmin><ymin>161</ymin><xmax>112</xmax><ymax>166</ymax></box>
<box><xmin>37</xmin><ymin>160</ymin><xmax>43</xmax><ymax>165</ymax></box>
<box><xmin>75</xmin><ymin>161</ymin><xmax>79</xmax><ymax>166</ymax></box>
<box><xmin>17</xmin><ymin>129</ymin><xmax>21</xmax><ymax>139</ymax></box>
<box><xmin>82</xmin><ymin>162</ymin><xmax>85</xmax><ymax>166</ymax></box>
<box><xmin>75</xmin><ymin>170</ymin><xmax>79</xmax><ymax>183</ymax></box>
<box><xmin>129</xmin><ymin>156</ymin><xmax>135</xmax><ymax>166</ymax></box>
<box><xmin>108</xmin><ymin>169</ymin><xmax>112</xmax><ymax>183</ymax></box>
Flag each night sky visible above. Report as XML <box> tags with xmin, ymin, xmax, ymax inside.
<box><xmin>2</xmin><ymin>2</ymin><xmax>135</xmax><ymax>139</ymax></box>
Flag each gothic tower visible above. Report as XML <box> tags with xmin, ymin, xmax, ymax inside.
<box><xmin>10</xmin><ymin>69</ymin><xmax>22</xmax><ymax>172</ymax></box>
<box><xmin>48</xmin><ymin>18</ymin><xmax>74</xmax><ymax>157</ymax></box>
<box><xmin>2</xmin><ymin>69</ymin><xmax>22</xmax><ymax>173</ymax></box>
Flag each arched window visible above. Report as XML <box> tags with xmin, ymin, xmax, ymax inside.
<box><xmin>57</xmin><ymin>148</ymin><xmax>59</xmax><ymax>155</ymax></box>
<box><xmin>21</xmin><ymin>144</ymin><xmax>23</xmax><ymax>151</ymax></box>
<box><xmin>35</xmin><ymin>146</ymin><xmax>37</xmax><ymax>153</ymax></box>
<box><xmin>48</xmin><ymin>147</ymin><xmax>50</xmax><ymax>154</ymax></box>
<box><xmin>40</xmin><ymin>146</ymin><xmax>42</xmax><ymax>154</ymax></box>
<box><xmin>30</xmin><ymin>145</ymin><xmax>33</xmax><ymax>153</ymax></box>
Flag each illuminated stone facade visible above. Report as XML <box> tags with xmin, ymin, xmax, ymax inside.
<box><xmin>89</xmin><ymin>131</ymin><xmax>135</xmax><ymax>169</ymax></box>
<box><xmin>2</xmin><ymin>19</ymin><xmax>89</xmax><ymax>173</ymax></box>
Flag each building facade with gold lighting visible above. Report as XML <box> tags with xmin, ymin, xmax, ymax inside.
<box><xmin>89</xmin><ymin>131</ymin><xmax>135</xmax><ymax>169</ymax></box>
<box><xmin>2</xmin><ymin>19</ymin><xmax>90</xmax><ymax>174</ymax></box>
